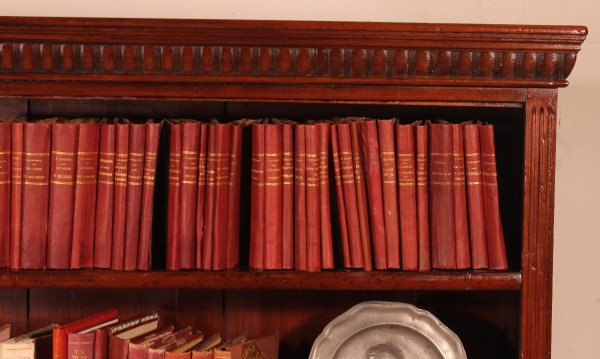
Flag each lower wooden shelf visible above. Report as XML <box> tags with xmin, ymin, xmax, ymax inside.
<box><xmin>0</xmin><ymin>269</ymin><xmax>521</xmax><ymax>290</ymax></box>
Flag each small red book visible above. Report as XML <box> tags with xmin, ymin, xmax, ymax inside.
<box><xmin>195</xmin><ymin>123</ymin><xmax>209</xmax><ymax>269</ymax></box>
<box><xmin>179</xmin><ymin>122</ymin><xmax>201</xmax><ymax>269</ymax></box>
<box><xmin>111</xmin><ymin>123</ymin><xmax>130</xmax><ymax>270</ymax></box>
<box><xmin>53</xmin><ymin>309</ymin><xmax>119</xmax><ymax>359</ymax></box>
<box><xmin>414</xmin><ymin>123</ymin><xmax>430</xmax><ymax>271</ymax></box>
<box><xmin>294</xmin><ymin>124</ymin><xmax>308</xmax><ymax>271</ymax></box>
<box><xmin>94</xmin><ymin>327</ymin><xmax>109</xmax><ymax>359</ymax></box>
<box><xmin>166</xmin><ymin>123</ymin><xmax>182</xmax><ymax>271</ymax></box>
<box><xmin>67</xmin><ymin>332</ymin><xmax>95</xmax><ymax>359</ymax></box>
<box><xmin>281</xmin><ymin>122</ymin><xmax>295</xmax><ymax>269</ymax></box>
<box><xmin>263</xmin><ymin>124</ymin><xmax>283</xmax><ymax>270</ymax></box>
<box><xmin>227</xmin><ymin>122</ymin><xmax>244</xmax><ymax>269</ymax></box>
<box><xmin>94</xmin><ymin>123</ymin><xmax>116</xmax><ymax>269</ymax></box>
<box><xmin>305</xmin><ymin>124</ymin><xmax>321</xmax><ymax>272</ymax></box>
<box><xmin>9</xmin><ymin>122</ymin><xmax>24</xmax><ymax>269</ymax></box>
<box><xmin>317</xmin><ymin>123</ymin><xmax>334</xmax><ymax>270</ymax></box>
<box><xmin>330</xmin><ymin>124</ymin><xmax>351</xmax><ymax>268</ymax></box>
<box><xmin>452</xmin><ymin>124</ymin><xmax>471</xmax><ymax>269</ymax></box>
<box><xmin>201</xmin><ymin>124</ymin><xmax>218</xmax><ymax>270</ymax></box>
<box><xmin>249</xmin><ymin>123</ymin><xmax>266</xmax><ymax>270</ymax></box>
<box><xmin>0</xmin><ymin>121</ymin><xmax>10</xmax><ymax>267</ymax></box>
<box><xmin>396</xmin><ymin>123</ymin><xmax>418</xmax><ymax>270</ymax></box>
<box><xmin>211</xmin><ymin>123</ymin><xmax>232</xmax><ymax>270</ymax></box>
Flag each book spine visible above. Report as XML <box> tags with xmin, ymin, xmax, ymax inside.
<box><xmin>330</xmin><ymin>125</ymin><xmax>351</xmax><ymax>268</ymax></box>
<box><xmin>480</xmin><ymin>124</ymin><xmax>508</xmax><ymax>270</ymax></box>
<box><xmin>452</xmin><ymin>124</ymin><xmax>471</xmax><ymax>269</ymax></box>
<box><xmin>378</xmin><ymin>120</ymin><xmax>400</xmax><ymax>269</ymax></box>
<box><xmin>281</xmin><ymin>123</ymin><xmax>295</xmax><ymax>269</ymax></box>
<box><xmin>264</xmin><ymin>124</ymin><xmax>283</xmax><ymax>270</ymax></box>
<box><xmin>227</xmin><ymin>124</ymin><xmax>243</xmax><ymax>269</ymax></box>
<box><xmin>317</xmin><ymin>123</ymin><xmax>334</xmax><ymax>269</ymax></box>
<box><xmin>166</xmin><ymin>123</ymin><xmax>182</xmax><ymax>270</ymax></box>
<box><xmin>350</xmin><ymin>121</ymin><xmax>372</xmax><ymax>271</ymax></box>
<box><xmin>94</xmin><ymin>124</ymin><xmax>116</xmax><ymax>269</ymax></box>
<box><xmin>195</xmin><ymin>123</ymin><xmax>208</xmax><ymax>269</ymax></box>
<box><xmin>67</xmin><ymin>332</ymin><xmax>95</xmax><ymax>359</ymax></box>
<box><xmin>129</xmin><ymin>343</ymin><xmax>150</xmax><ymax>359</ymax></box>
<box><xmin>294</xmin><ymin>124</ymin><xmax>307</xmax><ymax>271</ymax></box>
<box><xmin>201</xmin><ymin>124</ymin><xmax>217</xmax><ymax>270</ymax></box>
<box><xmin>211</xmin><ymin>123</ymin><xmax>231</xmax><ymax>270</ymax></box>
<box><xmin>111</xmin><ymin>123</ymin><xmax>130</xmax><ymax>270</ymax></box>
<box><xmin>47</xmin><ymin>123</ymin><xmax>79</xmax><ymax>269</ymax></box>
<box><xmin>9</xmin><ymin>122</ymin><xmax>23</xmax><ymax>269</ymax></box>
<box><xmin>414</xmin><ymin>124</ymin><xmax>430</xmax><ymax>271</ymax></box>
<box><xmin>165</xmin><ymin>352</ymin><xmax>191</xmax><ymax>359</ymax></box>
<box><xmin>429</xmin><ymin>123</ymin><xmax>457</xmax><ymax>269</ymax></box>
<box><xmin>94</xmin><ymin>328</ymin><xmax>109</xmax><ymax>359</ymax></box>
<box><xmin>249</xmin><ymin>123</ymin><xmax>265</xmax><ymax>270</ymax></box>
<box><xmin>20</xmin><ymin>122</ymin><xmax>52</xmax><ymax>269</ymax></box>
<box><xmin>137</xmin><ymin>122</ymin><xmax>161</xmax><ymax>270</ymax></box>
<box><xmin>53</xmin><ymin>326</ymin><xmax>68</xmax><ymax>359</ymax></box>
<box><xmin>305</xmin><ymin>124</ymin><xmax>321</xmax><ymax>272</ymax></box>
<box><xmin>179</xmin><ymin>122</ymin><xmax>201</xmax><ymax>269</ymax></box>
<box><xmin>337</xmin><ymin>124</ymin><xmax>364</xmax><ymax>268</ymax></box>
<box><xmin>0</xmin><ymin>122</ymin><xmax>10</xmax><ymax>267</ymax></box>
<box><xmin>463</xmin><ymin>124</ymin><xmax>489</xmax><ymax>269</ymax></box>
<box><xmin>359</xmin><ymin>120</ymin><xmax>387</xmax><ymax>269</ymax></box>
<box><xmin>71</xmin><ymin>123</ymin><xmax>100</xmax><ymax>269</ymax></box>
<box><xmin>396</xmin><ymin>124</ymin><xmax>419</xmax><ymax>271</ymax></box>
<box><xmin>108</xmin><ymin>335</ymin><xmax>129</xmax><ymax>359</ymax></box>
<box><xmin>191</xmin><ymin>352</ymin><xmax>212</xmax><ymax>359</ymax></box>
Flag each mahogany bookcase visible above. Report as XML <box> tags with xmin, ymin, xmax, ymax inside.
<box><xmin>0</xmin><ymin>17</ymin><xmax>587</xmax><ymax>358</ymax></box>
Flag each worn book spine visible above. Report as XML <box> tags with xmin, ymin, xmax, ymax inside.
<box><xmin>480</xmin><ymin>124</ymin><xmax>508</xmax><ymax>270</ymax></box>
<box><xmin>94</xmin><ymin>124</ymin><xmax>116</xmax><ymax>269</ymax></box>
<box><xmin>0</xmin><ymin>122</ymin><xmax>10</xmax><ymax>267</ymax></box>
<box><xmin>195</xmin><ymin>123</ymin><xmax>209</xmax><ymax>269</ymax></box>
<box><xmin>211</xmin><ymin>123</ymin><xmax>231</xmax><ymax>270</ymax></box>
<box><xmin>330</xmin><ymin>125</ymin><xmax>351</xmax><ymax>268</ymax></box>
<box><xmin>350</xmin><ymin>121</ymin><xmax>372</xmax><ymax>271</ymax></box>
<box><xmin>249</xmin><ymin>123</ymin><xmax>265</xmax><ymax>269</ymax></box>
<box><xmin>129</xmin><ymin>343</ymin><xmax>150</xmax><ymax>359</ymax></box>
<box><xmin>281</xmin><ymin>123</ymin><xmax>295</xmax><ymax>269</ymax></box>
<box><xmin>165</xmin><ymin>352</ymin><xmax>191</xmax><ymax>359</ymax></box>
<box><xmin>179</xmin><ymin>122</ymin><xmax>201</xmax><ymax>269</ymax></box>
<box><xmin>137</xmin><ymin>122</ymin><xmax>161</xmax><ymax>270</ymax></box>
<box><xmin>414</xmin><ymin>124</ymin><xmax>430</xmax><ymax>271</ymax></box>
<box><xmin>452</xmin><ymin>124</ymin><xmax>471</xmax><ymax>269</ymax></box>
<box><xmin>94</xmin><ymin>328</ymin><xmax>109</xmax><ymax>359</ymax></box>
<box><xmin>305</xmin><ymin>124</ymin><xmax>321</xmax><ymax>272</ymax></box>
<box><xmin>201</xmin><ymin>124</ymin><xmax>217</xmax><ymax>270</ymax></box>
<box><xmin>226</xmin><ymin>123</ymin><xmax>243</xmax><ymax>269</ymax></box>
<box><xmin>294</xmin><ymin>124</ymin><xmax>307</xmax><ymax>271</ymax></box>
<box><xmin>111</xmin><ymin>123</ymin><xmax>130</xmax><ymax>270</ymax></box>
<box><xmin>378</xmin><ymin>120</ymin><xmax>400</xmax><ymax>269</ymax></box>
<box><xmin>47</xmin><ymin>123</ymin><xmax>79</xmax><ymax>269</ymax></box>
<box><xmin>71</xmin><ymin>123</ymin><xmax>100</xmax><ymax>269</ymax></box>
<box><xmin>264</xmin><ymin>124</ymin><xmax>283</xmax><ymax>270</ymax></box>
<box><xmin>463</xmin><ymin>124</ymin><xmax>489</xmax><ymax>269</ymax></box>
<box><xmin>166</xmin><ymin>123</ymin><xmax>182</xmax><ymax>270</ymax></box>
<box><xmin>191</xmin><ymin>352</ymin><xmax>212</xmax><ymax>359</ymax></box>
<box><xmin>108</xmin><ymin>335</ymin><xmax>129</xmax><ymax>359</ymax></box>
<box><xmin>67</xmin><ymin>332</ymin><xmax>95</xmax><ymax>359</ymax></box>
<box><xmin>9</xmin><ymin>122</ymin><xmax>23</xmax><ymax>269</ymax></box>
<box><xmin>20</xmin><ymin>122</ymin><xmax>52</xmax><ymax>269</ymax></box>
<box><xmin>429</xmin><ymin>123</ymin><xmax>457</xmax><ymax>269</ymax></box>
<box><xmin>317</xmin><ymin>123</ymin><xmax>334</xmax><ymax>269</ymax></box>
<box><xmin>396</xmin><ymin>124</ymin><xmax>418</xmax><ymax>270</ymax></box>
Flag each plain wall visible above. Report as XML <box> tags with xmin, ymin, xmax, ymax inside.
<box><xmin>4</xmin><ymin>1</ymin><xmax>599</xmax><ymax>357</ymax></box>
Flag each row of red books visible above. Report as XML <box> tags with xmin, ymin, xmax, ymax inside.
<box><xmin>0</xmin><ymin>119</ymin><xmax>161</xmax><ymax>270</ymax></box>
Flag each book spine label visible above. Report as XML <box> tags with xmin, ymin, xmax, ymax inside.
<box><xmin>211</xmin><ymin>123</ymin><xmax>231</xmax><ymax>270</ymax></box>
<box><xmin>350</xmin><ymin>121</ymin><xmax>372</xmax><ymax>271</ymax></box>
<box><xmin>195</xmin><ymin>124</ymin><xmax>208</xmax><ymax>269</ymax></box>
<box><xmin>9</xmin><ymin>122</ymin><xmax>23</xmax><ymax>269</ymax></box>
<box><xmin>480</xmin><ymin>125</ymin><xmax>508</xmax><ymax>270</ymax></box>
<box><xmin>294</xmin><ymin>124</ymin><xmax>307</xmax><ymax>271</ymax></box>
<box><xmin>305</xmin><ymin>124</ymin><xmax>321</xmax><ymax>272</ymax></box>
<box><xmin>227</xmin><ymin>124</ymin><xmax>243</xmax><ymax>269</ymax></box>
<box><xmin>201</xmin><ymin>124</ymin><xmax>217</xmax><ymax>270</ymax></box>
<box><xmin>108</xmin><ymin>335</ymin><xmax>129</xmax><ymax>359</ymax></box>
<box><xmin>94</xmin><ymin>328</ymin><xmax>109</xmax><ymax>359</ymax></box>
<box><xmin>452</xmin><ymin>124</ymin><xmax>471</xmax><ymax>269</ymax></box>
<box><xmin>378</xmin><ymin>120</ymin><xmax>400</xmax><ymax>269</ymax></box>
<box><xmin>263</xmin><ymin>124</ymin><xmax>283</xmax><ymax>270</ymax></box>
<box><xmin>71</xmin><ymin>123</ymin><xmax>100</xmax><ymax>269</ymax></box>
<box><xmin>330</xmin><ymin>125</ymin><xmax>351</xmax><ymax>268</ymax></box>
<box><xmin>137</xmin><ymin>122</ymin><xmax>161</xmax><ymax>270</ymax></box>
<box><xmin>111</xmin><ymin>123</ymin><xmax>130</xmax><ymax>270</ymax></box>
<box><xmin>0</xmin><ymin>122</ymin><xmax>10</xmax><ymax>267</ymax></box>
<box><xmin>317</xmin><ymin>123</ymin><xmax>334</xmax><ymax>269</ymax></box>
<box><xmin>249</xmin><ymin>124</ymin><xmax>266</xmax><ymax>269</ymax></box>
<box><xmin>281</xmin><ymin>123</ymin><xmax>295</xmax><ymax>269</ymax></box>
<box><xmin>67</xmin><ymin>332</ymin><xmax>95</xmax><ymax>359</ymax></box>
<box><xmin>414</xmin><ymin>125</ymin><xmax>430</xmax><ymax>271</ymax></box>
<box><xmin>463</xmin><ymin>124</ymin><xmax>489</xmax><ymax>269</ymax></box>
<box><xmin>166</xmin><ymin>123</ymin><xmax>182</xmax><ymax>270</ymax></box>
<box><xmin>396</xmin><ymin>124</ymin><xmax>418</xmax><ymax>270</ymax></box>
<box><xmin>429</xmin><ymin>123</ymin><xmax>457</xmax><ymax>269</ymax></box>
<box><xmin>179</xmin><ymin>122</ymin><xmax>201</xmax><ymax>269</ymax></box>
<box><xmin>47</xmin><ymin>123</ymin><xmax>79</xmax><ymax>269</ymax></box>
<box><xmin>20</xmin><ymin>122</ymin><xmax>52</xmax><ymax>269</ymax></box>
<box><xmin>94</xmin><ymin>124</ymin><xmax>116</xmax><ymax>269</ymax></box>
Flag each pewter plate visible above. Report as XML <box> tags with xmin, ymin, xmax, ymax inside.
<box><xmin>309</xmin><ymin>301</ymin><xmax>466</xmax><ymax>359</ymax></box>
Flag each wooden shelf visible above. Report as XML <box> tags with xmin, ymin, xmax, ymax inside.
<box><xmin>0</xmin><ymin>270</ymin><xmax>521</xmax><ymax>290</ymax></box>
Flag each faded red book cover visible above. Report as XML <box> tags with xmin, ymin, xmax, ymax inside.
<box><xmin>47</xmin><ymin>123</ymin><xmax>79</xmax><ymax>269</ymax></box>
<box><xmin>179</xmin><ymin>122</ymin><xmax>201</xmax><ymax>269</ymax></box>
<box><xmin>249</xmin><ymin>123</ymin><xmax>265</xmax><ymax>270</ymax></box>
<box><xmin>294</xmin><ymin>124</ymin><xmax>307</xmax><ymax>271</ymax></box>
<box><xmin>166</xmin><ymin>123</ymin><xmax>182</xmax><ymax>271</ymax></box>
<box><xmin>111</xmin><ymin>123</ymin><xmax>130</xmax><ymax>270</ymax></box>
<box><xmin>337</xmin><ymin>123</ymin><xmax>363</xmax><ymax>269</ymax></box>
<box><xmin>53</xmin><ymin>309</ymin><xmax>118</xmax><ymax>359</ymax></box>
<box><xmin>463</xmin><ymin>124</ymin><xmax>489</xmax><ymax>269</ymax></box>
<box><xmin>429</xmin><ymin>123</ymin><xmax>457</xmax><ymax>269</ymax></box>
<box><xmin>195</xmin><ymin>123</ymin><xmax>208</xmax><ymax>269</ymax></box>
<box><xmin>281</xmin><ymin>123</ymin><xmax>294</xmax><ymax>269</ymax></box>
<box><xmin>94</xmin><ymin>123</ymin><xmax>116</xmax><ymax>269</ymax></box>
<box><xmin>350</xmin><ymin>121</ymin><xmax>372</xmax><ymax>271</ymax></box>
<box><xmin>0</xmin><ymin>121</ymin><xmax>10</xmax><ymax>267</ymax></box>
<box><xmin>94</xmin><ymin>327</ymin><xmax>109</xmax><ymax>359</ymax></box>
<box><xmin>108</xmin><ymin>335</ymin><xmax>129</xmax><ymax>359</ymax></box>
<box><xmin>317</xmin><ymin>123</ymin><xmax>334</xmax><ymax>269</ymax></box>
<box><xmin>71</xmin><ymin>122</ymin><xmax>100</xmax><ymax>269</ymax></box>
<box><xmin>211</xmin><ymin>123</ymin><xmax>231</xmax><ymax>270</ymax></box>
<box><xmin>67</xmin><ymin>332</ymin><xmax>95</xmax><ymax>359</ymax></box>
<box><xmin>201</xmin><ymin>124</ymin><xmax>217</xmax><ymax>270</ymax></box>
<box><xmin>377</xmin><ymin>120</ymin><xmax>400</xmax><ymax>269</ymax></box>
<box><xmin>10</xmin><ymin>122</ymin><xmax>24</xmax><ymax>269</ymax></box>
<box><xmin>452</xmin><ymin>124</ymin><xmax>471</xmax><ymax>269</ymax></box>
<box><xmin>264</xmin><ymin>124</ymin><xmax>283</xmax><ymax>270</ymax></box>
<box><xmin>305</xmin><ymin>124</ymin><xmax>321</xmax><ymax>272</ymax></box>
<box><xmin>396</xmin><ymin>124</ymin><xmax>418</xmax><ymax>270</ymax></box>
<box><xmin>330</xmin><ymin>125</ymin><xmax>351</xmax><ymax>268</ymax></box>
<box><xmin>138</xmin><ymin>122</ymin><xmax>162</xmax><ymax>270</ymax></box>
<box><xmin>414</xmin><ymin>124</ymin><xmax>430</xmax><ymax>271</ymax></box>
<box><xmin>20</xmin><ymin>122</ymin><xmax>52</xmax><ymax>269</ymax></box>
<box><xmin>227</xmin><ymin>123</ymin><xmax>243</xmax><ymax>269</ymax></box>
<box><xmin>480</xmin><ymin>124</ymin><xmax>508</xmax><ymax>270</ymax></box>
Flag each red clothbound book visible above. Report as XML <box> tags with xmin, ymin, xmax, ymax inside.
<box><xmin>359</xmin><ymin>120</ymin><xmax>387</xmax><ymax>269</ymax></box>
<box><xmin>305</xmin><ymin>124</ymin><xmax>321</xmax><ymax>272</ymax></box>
<box><xmin>377</xmin><ymin>120</ymin><xmax>400</xmax><ymax>270</ymax></box>
<box><xmin>67</xmin><ymin>332</ymin><xmax>94</xmax><ymax>359</ymax></box>
<box><xmin>263</xmin><ymin>123</ymin><xmax>283</xmax><ymax>270</ymax></box>
<box><xmin>167</xmin><ymin>123</ymin><xmax>183</xmax><ymax>270</ymax></box>
<box><xmin>10</xmin><ymin>121</ymin><xmax>24</xmax><ymax>269</ymax></box>
<box><xmin>53</xmin><ymin>309</ymin><xmax>118</xmax><ymax>359</ymax></box>
<box><xmin>179</xmin><ymin>122</ymin><xmax>201</xmax><ymax>269</ymax></box>
<box><xmin>227</xmin><ymin>122</ymin><xmax>244</xmax><ymax>269</ymax></box>
<box><xmin>480</xmin><ymin>124</ymin><xmax>508</xmax><ymax>270</ymax></box>
<box><xmin>249</xmin><ymin>122</ymin><xmax>265</xmax><ymax>270</ymax></box>
<box><xmin>317</xmin><ymin>123</ymin><xmax>334</xmax><ymax>269</ymax></box>
<box><xmin>94</xmin><ymin>123</ymin><xmax>116</xmax><ymax>269</ymax></box>
<box><xmin>429</xmin><ymin>123</ymin><xmax>457</xmax><ymax>269</ymax></box>
<box><xmin>195</xmin><ymin>123</ymin><xmax>209</xmax><ymax>269</ymax></box>
<box><xmin>0</xmin><ymin>121</ymin><xmax>10</xmax><ymax>267</ymax></box>
<box><xmin>281</xmin><ymin>122</ymin><xmax>295</xmax><ymax>269</ymax></box>
<box><xmin>71</xmin><ymin>122</ymin><xmax>100</xmax><ymax>269</ymax></box>
<box><xmin>211</xmin><ymin>123</ymin><xmax>231</xmax><ymax>270</ymax></box>
<box><xmin>201</xmin><ymin>123</ymin><xmax>217</xmax><ymax>270</ymax></box>
<box><xmin>20</xmin><ymin>121</ymin><xmax>52</xmax><ymax>269</ymax></box>
<box><xmin>463</xmin><ymin>124</ymin><xmax>489</xmax><ymax>269</ymax></box>
<box><xmin>395</xmin><ymin>123</ymin><xmax>418</xmax><ymax>270</ymax></box>
<box><xmin>111</xmin><ymin>122</ymin><xmax>130</xmax><ymax>270</ymax></box>
<box><xmin>294</xmin><ymin>124</ymin><xmax>307</xmax><ymax>271</ymax></box>
<box><xmin>452</xmin><ymin>124</ymin><xmax>471</xmax><ymax>269</ymax></box>
<box><xmin>414</xmin><ymin>123</ymin><xmax>430</xmax><ymax>271</ymax></box>
<box><xmin>330</xmin><ymin>124</ymin><xmax>351</xmax><ymax>268</ymax></box>
<box><xmin>47</xmin><ymin>122</ymin><xmax>79</xmax><ymax>269</ymax></box>
<box><xmin>336</xmin><ymin>123</ymin><xmax>363</xmax><ymax>269</ymax></box>
<box><xmin>94</xmin><ymin>327</ymin><xmax>109</xmax><ymax>359</ymax></box>
<box><xmin>137</xmin><ymin>121</ymin><xmax>162</xmax><ymax>270</ymax></box>
<box><xmin>350</xmin><ymin>120</ymin><xmax>372</xmax><ymax>271</ymax></box>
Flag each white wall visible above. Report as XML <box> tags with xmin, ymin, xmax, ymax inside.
<box><xmin>4</xmin><ymin>1</ymin><xmax>599</xmax><ymax>357</ymax></box>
